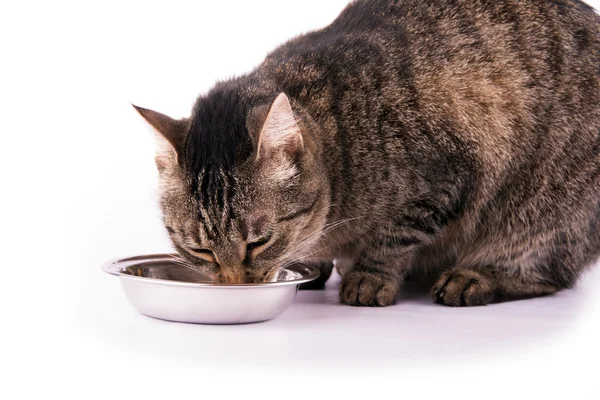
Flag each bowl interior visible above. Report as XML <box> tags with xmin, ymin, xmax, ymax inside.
<box><xmin>122</xmin><ymin>261</ymin><xmax>305</xmax><ymax>284</ymax></box>
<box><xmin>122</xmin><ymin>261</ymin><xmax>212</xmax><ymax>283</ymax></box>
<box><xmin>103</xmin><ymin>254</ymin><xmax>319</xmax><ymax>287</ymax></box>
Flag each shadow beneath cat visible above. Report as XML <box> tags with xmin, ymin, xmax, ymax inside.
<box><xmin>284</xmin><ymin>267</ymin><xmax>599</xmax><ymax>366</ymax></box>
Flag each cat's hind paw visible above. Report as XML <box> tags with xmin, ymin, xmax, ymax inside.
<box><xmin>432</xmin><ymin>269</ymin><xmax>497</xmax><ymax>307</ymax></box>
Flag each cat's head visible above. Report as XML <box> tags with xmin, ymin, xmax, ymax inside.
<box><xmin>134</xmin><ymin>88</ymin><xmax>329</xmax><ymax>283</ymax></box>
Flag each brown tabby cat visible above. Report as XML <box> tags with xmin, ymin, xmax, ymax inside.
<box><xmin>133</xmin><ymin>0</ymin><xmax>600</xmax><ymax>307</ymax></box>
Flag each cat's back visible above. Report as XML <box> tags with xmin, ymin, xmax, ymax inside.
<box><xmin>396</xmin><ymin>0</ymin><xmax>600</xmax><ymax>189</ymax></box>
<box><xmin>261</xmin><ymin>0</ymin><xmax>600</xmax><ymax>205</ymax></box>
<box><xmin>265</xmin><ymin>0</ymin><xmax>600</xmax><ymax>176</ymax></box>
<box><xmin>266</xmin><ymin>0</ymin><xmax>600</xmax><ymax>113</ymax></box>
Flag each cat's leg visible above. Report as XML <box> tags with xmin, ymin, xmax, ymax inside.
<box><xmin>339</xmin><ymin>239</ymin><xmax>415</xmax><ymax>307</ymax></box>
<box><xmin>334</xmin><ymin>257</ymin><xmax>354</xmax><ymax>277</ymax></box>
<box><xmin>299</xmin><ymin>260</ymin><xmax>334</xmax><ymax>290</ymax></box>
<box><xmin>431</xmin><ymin>229</ymin><xmax>593</xmax><ymax>306</ymax></box>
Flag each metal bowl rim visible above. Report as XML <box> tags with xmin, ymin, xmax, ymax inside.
<box><xmin>101</xmin><ymin>253</ymin><xmax>320</xmax><ymax>289</ymax></box>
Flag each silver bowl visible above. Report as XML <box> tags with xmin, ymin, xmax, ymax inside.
<box><xmin>101</xmin><ymin>254</ymin><xmax>319</xmax><ymax>324</ymax></box>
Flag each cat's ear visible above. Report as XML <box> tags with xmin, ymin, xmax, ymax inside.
<box><xmin>132</xmin><ymin>105</ymin><xmax>188</xmax><ymax>171</ymax></box>
<box><xmin>256</xmin><ymin>93</ymin><xmax>304</xmax><ymax>161</ymax></box>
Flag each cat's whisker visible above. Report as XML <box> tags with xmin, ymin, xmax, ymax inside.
<box><xmin>285</xmin><ymin>216</ymin><xmax>363</xmax><ymax>255</ymax></box>
<box><xmin>275</xmin><ymin>216</ymin><xmax>366</xmax><ymax>270</ymax></box>
<box><xmin>165</xmin><ymin>255</ymin><xmax>209</xmax><ymax>275</ymax></box>
<box><xmin>284</xmin><ymin>216</ymin><xmax>364</xmax><ymax>256</ymax></box>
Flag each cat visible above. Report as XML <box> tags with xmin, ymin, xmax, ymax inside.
<box><xmin>133</xmin><ymin>0</ymin><xmax>600</xmax><ymax>307</ymax></box>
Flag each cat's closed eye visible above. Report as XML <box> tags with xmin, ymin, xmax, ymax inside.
<box><xmin>246</xmin><ymin>232</ymin><xmax>272</xmax><ymax>256</ymax></box>
<box><xmin>188</xmin><ymin>248</ymin><xmax>216</xmax><ymax>263</ymax></box>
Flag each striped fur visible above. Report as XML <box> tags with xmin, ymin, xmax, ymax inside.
<box><xmin>137</xmin><ymin>0</ymin><xmax>600</xmax><ymax>306</ymax></box>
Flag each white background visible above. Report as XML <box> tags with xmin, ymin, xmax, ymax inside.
<box><xmin>2</xmin><ymin>0</ymin><xmax>600</xmax><ymax>398</ymax></box>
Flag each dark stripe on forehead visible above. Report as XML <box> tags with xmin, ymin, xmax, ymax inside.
<box><xmin>183</xmin><ymin>85</ymin><xmax>255</xmax><ymax>211</ymax></box>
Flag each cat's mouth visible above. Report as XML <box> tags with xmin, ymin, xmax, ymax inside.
<box><xmin>214</xmin><ymin>265</ymin><xmax>283</xmax><ymax>284</ymax></box>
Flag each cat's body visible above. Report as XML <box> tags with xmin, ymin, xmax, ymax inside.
<box><xmin>135</xmin><ymin>0</ymin><xmax>600</xmax><ymax>306</ymax></box>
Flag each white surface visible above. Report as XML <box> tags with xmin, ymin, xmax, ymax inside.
<box><xmin>2</xmin><ymin>0</ymin><xmax>600</xmax><ymax>398</ymax></box>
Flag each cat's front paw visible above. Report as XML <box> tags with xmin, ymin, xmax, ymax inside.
<box><xmin>432</xmin><ymin>269</ymin><xmax>497</xmax><ymax>307</ymax></box>
<box><xmin>340</xmin><ymin>270</ymin><xmax>398</xmax><ymax>307</ymax></box>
